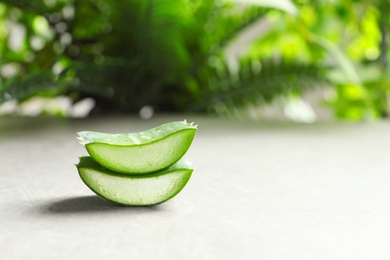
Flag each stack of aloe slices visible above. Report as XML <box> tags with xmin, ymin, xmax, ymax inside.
<box><xmin>75</xmin><ymin>120</ymin><xmax>197</xmax><ymax>206</ymax></box>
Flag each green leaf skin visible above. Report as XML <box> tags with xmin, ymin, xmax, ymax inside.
<box><xmin>78</xmin><ymin>121</ymin><xmax>197</xmax><ymax>174</ymax></box>
<box><xmin>76</xmin><ymin>157</ymin><xmax>193</xmax><ymax>206</ymax></box>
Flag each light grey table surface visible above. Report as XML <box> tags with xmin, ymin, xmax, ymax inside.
<box><xmin>1</xmin><ymin>115</ymin><xmax>390</xmax><ymax>260</ymax></box>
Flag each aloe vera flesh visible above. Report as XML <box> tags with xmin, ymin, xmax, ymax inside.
<box><xmin>76</xmin><ymin>157</ymin><xmax>193</xmax><ymax>206</ymax></box>
<box><xmin>78</xmin><ymin>121</ymin><xmax>197</xmax><ymax>174</ymax></box>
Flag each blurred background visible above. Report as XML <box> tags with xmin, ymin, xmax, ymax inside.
<box><xmin>0</xmin><ymin>0</ymin><xmax>389</xmax><ymax>122</ymax></box>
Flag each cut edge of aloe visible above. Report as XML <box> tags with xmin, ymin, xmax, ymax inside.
<box><xmin>77</xmin><ymin>120</ymin><xmax>197</xmax><ymax>174</ymax></box>
<box><xmin>76</xmin><ymin>156</ymin><xmax>194</xmax><ymax>206</ymax></box>
<box><xmin>77</xmin><ymin>120</ymin><xmax>197</xmax><ymax>146</ymax></box>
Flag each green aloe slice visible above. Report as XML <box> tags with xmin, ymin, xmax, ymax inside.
<box><xmin>78</xmin><ymin>120</ymin><xmax>197</xmax><ymax>174</ymax></box>
<box><xmin>76</xmin><ymin>156</ymin><xmax>193</xmax><ymax>206</ymax></box>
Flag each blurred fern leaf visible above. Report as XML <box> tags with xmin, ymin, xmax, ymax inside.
<box><xmin>191</xmin><ymin>59</ymin><xmax>328</xmax><ymax>112</ymax></box>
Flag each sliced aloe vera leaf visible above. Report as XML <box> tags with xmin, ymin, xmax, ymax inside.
<box><xmin>76</xmin><ymin>156</ymin><xmax>193</xmax><ymax>206</ymax></box>
<box><xmin>78</xmin><ymin>120</ymin><xmax>197</xmax><ymax>174</ymax></box>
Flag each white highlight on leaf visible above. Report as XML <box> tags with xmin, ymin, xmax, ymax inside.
<box><xmin>52</xmin><ymin>61</ymin><xmax>65</xmax><ymax>75</ymax></box>
<box><xmin>1</xmin><ymin>63</ymin><xmax>20</xmax><ymax>78</ymax></box>
<box><xmin>16</xmin><ymin>96</ymin><xmax>94</xmax><ymax>117</ymax></box>
<box><xmin>60</xmin><ymin>33</ymin><xmax>72</xmax><ymax>46</ymax></box>
<box><xmin>71</xmin><ymin>98</ymin><xmax>95</xmax><ymax>118</ymax></box>
<box><xmin>30</xmin><ymin>36</ymin><xmax>45</xmax><ymax>51</ymax></box>
<box><xmin>0</xmin><ymin>100</ymin><xmax>17</xmax><ymax>115</ymax></box>
<box><xmin>62</xmin><ymin>6</ymin><xmax>75</xmax><ymax>20</ymax></box>
<box><xmin>284</xmin><ymin>98</ymin><xmax>316</xmax><ymax>123</ymax></box>
<box><xmin>139</xmin><ymin>105</ymin><xmax>154</xmax><ymax>120</ymax></box>
<box><xmin>7</xmin><ymin>21</ymin><xmax>26</xmax><ymax>52</ymax></box>
<box><xmin>228</xmin><ymin>0</ymin><xmax>298</xmax><ymax>15</ymax></box>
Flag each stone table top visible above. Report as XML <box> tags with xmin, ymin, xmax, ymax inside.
<box><xmin>1</xmin><ymin>115</ymin><xmax>390</xmax><ymax>260</ymax></box>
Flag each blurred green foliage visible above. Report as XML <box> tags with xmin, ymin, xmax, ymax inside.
<box><xmin>0</xmin><ymin>0</ymin><xmax>389</xmax><ymax>119</ymax></box>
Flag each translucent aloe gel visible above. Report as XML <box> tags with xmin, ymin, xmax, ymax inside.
<box><xmin>76</xmin><ymin>120</ymin><xmax>197</xmax><ymax>206</ymax></box>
